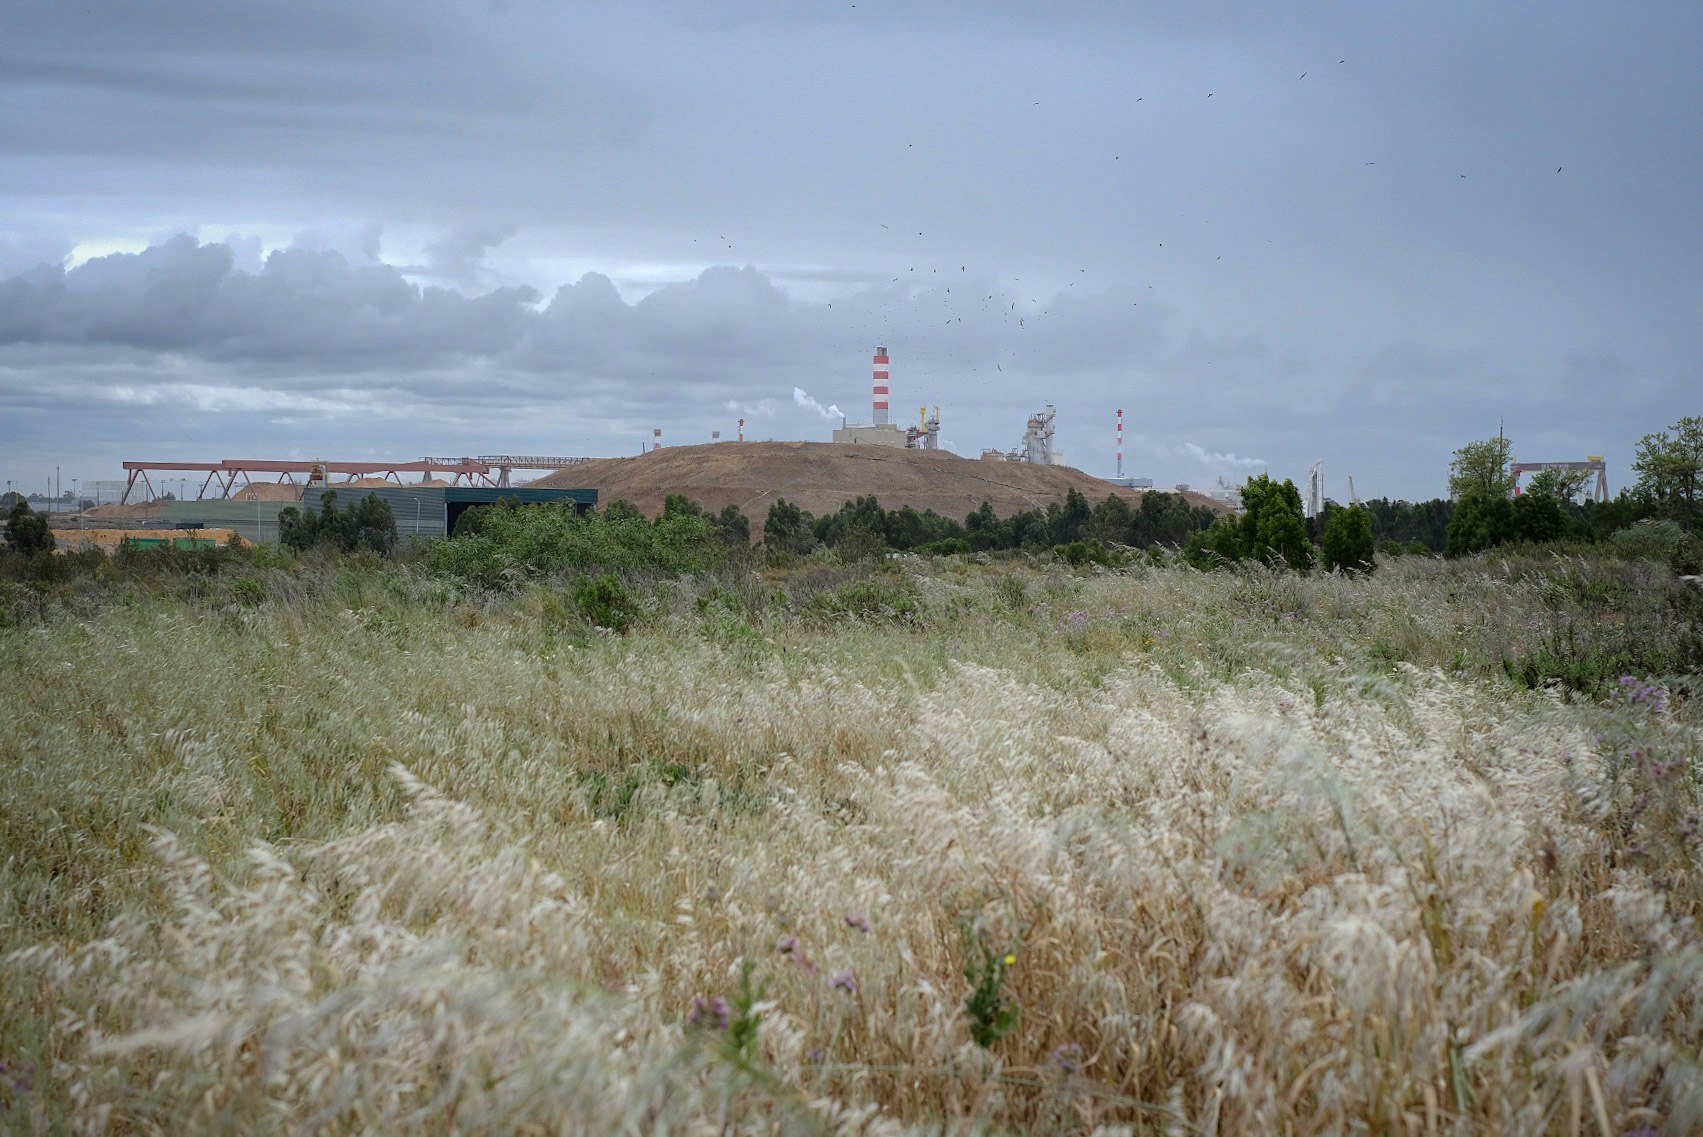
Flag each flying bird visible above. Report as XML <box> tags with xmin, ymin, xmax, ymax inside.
<box><xmin>1299</xmin><ymin>71</ymin><xmax>1307</xmax><ymax>78</ymax></box>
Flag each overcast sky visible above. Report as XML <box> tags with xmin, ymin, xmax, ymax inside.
<box><xmin>3</xmin><ymin>1</ymin><xmax>1699</xmax><ymax>503</ymax></box>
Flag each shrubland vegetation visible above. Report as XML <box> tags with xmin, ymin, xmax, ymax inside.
<box><xmin>279</xmin><ymin>490</ymin><xmax>399</xmax><ymax>555</ymax></box>
<box><xmin>3</xmin><ymin>470</ymin><xmax>1702</xmax><ymax>1133</ymax></box>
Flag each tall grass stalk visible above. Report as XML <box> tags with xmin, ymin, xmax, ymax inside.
<box><xmin>1</xmin><ymin>551</ymin><xmax>1698</xmax><ymax>1133</ymax></box>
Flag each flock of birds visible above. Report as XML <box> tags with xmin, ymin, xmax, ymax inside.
<box><xmin>681</xmin><ymin>53</ymin><xmax>1571</xmax><ymax>424</ymax></box>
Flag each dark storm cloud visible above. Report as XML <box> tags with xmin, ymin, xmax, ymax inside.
<box><xmin>3</xmin><ymin>1</ymin><xmax>1700</xmax><ymax>496</ymax></box>
<box><xmin>0</xmin><ymin>236</ymin><xmax>538</xmax><ymax>365</ymax></box>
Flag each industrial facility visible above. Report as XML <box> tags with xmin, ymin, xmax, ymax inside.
<box><xmin>981</xmin><ymin>404</ymin><xmax>1062</xmax><ymax>465</ymax></box>
<box><xmin>118</xmin><ymin>456</ymin><xmax>594</xmax><ymax>502</ymax></box>
<box><xmin>41</xmin><ymin>348</ymin><xmax>1222</xmax><ymax>549</ymax></box>
<box><xmin>157</xmin><ymin>484</ymin><xmax>596</xmax><ymax>544</ymax></box>
<box><xmin>831</xmin><ymin>347</ymin><xmax>943</xmax><ymax>449</ymax></box>
<box><xmin>1107</xmin><ymin>407</ymin><xmax>1154</xmax><ymax>489</ymax></box>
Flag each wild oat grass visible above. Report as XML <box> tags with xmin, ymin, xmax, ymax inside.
<box><xmin>1</xmin><ymin>553</ymin><xmax>1698</xmax><ymax>1133</ymax></box>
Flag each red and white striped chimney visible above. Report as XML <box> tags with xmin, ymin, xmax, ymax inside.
<box><xmin>872</xmin><ymin>346</ymin><xmax>890</xmax><ymax>426</ymax></box>
<box><xmin>738</xmin><ymin>418</ymin><xmax>745</xmax><ymax>443</ymax></box>
<box><xmin>652</xmin><ymin>427</ymin><xmax>662</xmax><ymax>452</ymax></box>
<box><xmin>1117</xmin><ymin>408</ymin><xmax>1123</xmax><ymax>479</ymax></box>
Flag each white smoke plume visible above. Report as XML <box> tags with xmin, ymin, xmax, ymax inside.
<box><xmin>793</xmin><ymin>387</ymin><xmax>842</xmax><ymax>420</ymax></box>
<box><xmin>1177</xmin><ymin>442</ymin><xmax>1267</xmax><ymax>469</ymax></box>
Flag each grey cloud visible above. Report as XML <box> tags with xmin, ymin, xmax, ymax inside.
<box><xmin>0</xmin><ymin>232</ymin><xmax>74</xmax><ymax>278</ymax></box>
<box><xmin>292</xmin><ymin>223</ymin><xmax>384</xmax><ymax>266</ymax></box>
<box><xmin>0</xmin><ymin>235</ymin><xmax>538</xmax><ymax>366</ymax></box>
<box><xmin>415</xmin><ymin>222</ymin><xmax>519</xmax><ymax>288</ymax></box>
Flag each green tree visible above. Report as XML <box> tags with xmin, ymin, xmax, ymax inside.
<box><xmin>1445</xmin><ymin>492</ymin><xmax>1514</xmax><ymax>556</ymax></box>
<box><xmin>762</xmin><ymin>498</ymin><xmax>816</xmax><ymax>554</ymax></box>
<box><xmin>350</xmin><ymin>493</ymin><xmax>398</xmax><ymax>554</ymax></box>
<box><xmin>1320</xmin><ymin>504</ymin><xmax>1375</xmax><ymax>573</ymax></box>
<box><xmin>1048</xmin><ymin>488</ymin><xmax>1093</xmax><ymax>545</ymax></box>
<box><xmin>1183</xmin><ymin>517</ymin><xmax>1245</xmax><ymax>569</ymax></box>
<box><xmin>1511</xmin><ymin>490</ymin><xmax>1570</xmax><ymax>544</ymax></box>
<box><xmin>278</xmin><ymin>491</ymin><xmax>396</xmax><ymax>554</ymax></box>
<box><xmin>1009</xmin><ymin>509</ymin><xmax>1049</xmax><ymax>548</ymax></box>
<box><xmin>1090</xmin><ymin>493</ymin><xmax>1135</xmax><ymax>545</ymax></box>
<box><xmin>4</xmin><ymin>500</ymin><xmax>55</xmax><ymax>555</ymax></box>
<box><xmin>660</xmin><ymin>494</ymin><xmax>705</xmax><ymax>520</ymax></box>
<box><xmin>1238</xmin><ymin>474</ymin><xmax>1314</xmax><ymax>570</ymax></box>
<box><xmin>1449</xmin><ymin>435</ymin><xmax>1515</xmax><ymax>501</ymax></box>
<box><xmin>965</xmin><ymin>501</ymin><xmax>1007</xmax><ymax>551</ymax></box>
<box><xmin>1632</xmin><ymin>415</ymin><xmax>1703</xmax><ymax>530</ymax></box>
<box><xmin>1523</xmin><ymin>467</ymin><xmax>1591</xmax><ymax>504</ymax></box>
<box><xmin>711</xmin><ymin>504</ymin><xmax>750</xmax><ymax>546</ymax></box>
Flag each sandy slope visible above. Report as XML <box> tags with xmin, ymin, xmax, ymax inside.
<box><xmin>534</xmin><ymin>441</ymin><xmax>1219</xmax><ymax>534</ymax></box>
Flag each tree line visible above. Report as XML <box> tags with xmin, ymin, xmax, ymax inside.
<box><xmin>1441</xmin><ymin>415</ymin><xmax>1702</xmax><ymax>565</ymax></box>
<box><xmin>759</xmin><ymin>489</ymin><xmax>1218</xmax><ymax>559</ymax></box>
<box><xmin>9</xmin><ymin>414</ymin><xmax>1699</xmax><ymax>577</ymax></box>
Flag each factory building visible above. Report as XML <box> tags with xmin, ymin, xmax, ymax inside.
<box><xmin>832</xmin><ymin>347</ymin><xmax>941</xmax><ymax>449</ymax></box>
<box><xmin>159</xmin><ymin>484</ymin><xmax>597</xmax><ymax>544</ymax></box>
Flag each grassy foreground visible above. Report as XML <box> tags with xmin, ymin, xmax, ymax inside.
<box><xmin>2</xmin><ymin>550</ymin><xmax>1700</xmax><ymax>1134</ymax></box>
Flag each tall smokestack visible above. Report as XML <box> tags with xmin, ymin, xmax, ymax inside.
<box><xmin>738</xmin><ymin>418</ymin><xmax>745</xmax><ymax>443</ymax></box>
<box><xmin>1117</xmin><ymin>408</ymin><xmax>1123</xmax><ymax>479</ymax></box>
<box><xmin>652</xmin><ymin>427</ymin><xmax>662</xmax><ymax>452</ymax></box>
<box><xmin>872</xmin><ymin>346</ymin><xmax>890</xmax><ymax>426</ymax></box>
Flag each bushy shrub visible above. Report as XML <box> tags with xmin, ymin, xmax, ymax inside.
<box><xmin>802</xmin><ymin>573</ymin><xmax>921</xmax><ymax>622</ymax></box>
<box><xmin>429</xmin><ymin>500</ymin><xmax>726</xmax><ymax>586</ymax></box>
<box><xmin>1054</xmin><ymin>539</ymin><xmax>1120</xmax><ymax>568</ymax></box>
<box><xmin>572</xmin><ymin>572</ymin><xmax>642</xmax><ymax>633</ymax></box>
<box><xmin>3</xmin><ymin>501</ymin><xmax>55</xmax><ymax>555</ymax></box>
<box><xmin>1613</xmin><ymin>518</ymin><xmax>1703</xmax><ymax>575</ymax></box>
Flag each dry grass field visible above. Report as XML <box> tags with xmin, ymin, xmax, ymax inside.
<box><xmin>2</xmin><ymin>550</ymin><xmax>1699</xmax><ymax>1134</ymax></box>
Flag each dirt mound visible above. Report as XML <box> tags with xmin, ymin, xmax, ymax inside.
<box><xmin>85</xmin><ymin>501</ymin><xmax>165</xmax><ymax>520</ymax></box>
<box><xmin>229</xmin><ymin>483</ymin><xmax>305</xmax><ymax>502</ymax></box>
<box><xmin>533</xmin><ymin>442</ymin><xmax>1222</xmax><ymax>536</ymax></box>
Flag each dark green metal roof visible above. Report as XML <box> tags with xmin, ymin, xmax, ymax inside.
<box><xmin>443</xmin><ymin>486</ymin><xmax>597</xmax><ymax>506</ymax></box>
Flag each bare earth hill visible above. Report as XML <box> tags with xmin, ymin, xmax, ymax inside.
<box><xmin>533</xmin><ymin>441</ymin><xmax>1222</xmax><ymax>536</ymax></box>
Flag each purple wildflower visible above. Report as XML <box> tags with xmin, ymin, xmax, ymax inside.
<box><xmin>776</xmin><ymin>935</ymin><xmax>799</xmax><ymax>955</ymax></box>
<box><xmin>1052</xmin><ymin>1043</ymin><xmax>1085</xmax><ymax>1074</ymax></box>
<box><xmin>844</xmin><ymin>912</ymin><xmax>871</xmax><ymax>934</ymax></box>
<box><xmin>688</xmin><ymin>996</ymin><xmax>732</xmax><ymax>1032</ymax></box>
<box><xmin>829</xmin><ymin>969</ymin><xmax>858</xmax><ymax>994</ymax></box>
